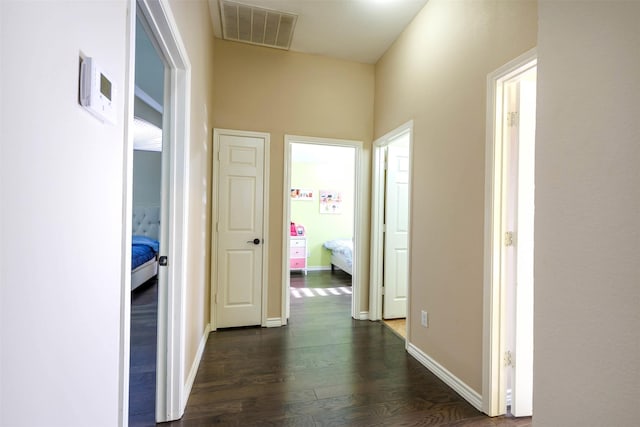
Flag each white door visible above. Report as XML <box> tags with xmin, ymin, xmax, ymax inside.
<box><xmin>503</xmin><ymin>67</ymin><xmax>536</xmax><ymax>417</ymax></box>
<box><xmin>383</xmin><ymin>134</ymin><xmax>410</xmax><ymax>319</ymax></box>
<box><xmin>215</xmin><ymin>132</ymin><xmax>267</xmax><ymax>328</ymax></box>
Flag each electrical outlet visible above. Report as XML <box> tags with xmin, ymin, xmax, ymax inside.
<box><xmin>421</xmin><ymin>310</ymin><xmax>428</xmax><ymax>327</ymax></box>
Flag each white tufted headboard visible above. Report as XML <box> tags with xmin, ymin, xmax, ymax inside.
<box><xmin>132</xmin><ymin>206</ymin><xmax>160</xmax><ymax>240</ymax></box>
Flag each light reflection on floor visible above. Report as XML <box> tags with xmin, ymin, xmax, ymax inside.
<box><xmin>290</xmin><ymin>287</ymin><xmax>353</xmax><ymax>298</ymax></box>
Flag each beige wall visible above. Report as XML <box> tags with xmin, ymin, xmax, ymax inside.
<box><xmin>169</xmin><ymin>0</ymin><xmax>215</xmax><ymax>382</ymax></box>
<box><xmin>375</xmin><ymin>0</ymin><xmax>537</xmax><ymax>392</ymax></box>
<box><xmin>534</xmin><ymin>1</ymin><xmax>640</xmax><ymax>424</ymax></box>
<box><xmin>212</xmin><ymin>39</ymin><xmax>375</xmax><ymax>318</ymax></box>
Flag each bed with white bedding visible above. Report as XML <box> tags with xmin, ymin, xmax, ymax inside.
<box><xmin>131</xmin><ymin>206</ymin><xmax>160</xmax><ymax>290</ymax></box>
<box><xmin>323</xmin><ymin>239</ymin><xmax>353</xmax><ymax>275</ymax></box>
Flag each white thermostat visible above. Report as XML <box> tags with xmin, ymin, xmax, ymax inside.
<box><xmin>80</xmin><ymin>57</ymin><xmax>116</xmax><ymax>124</ymax></box>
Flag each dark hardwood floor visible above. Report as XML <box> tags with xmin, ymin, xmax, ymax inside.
<box><xmin>130</xmin><ymin>278</ymin><xmax>158</xmax><ymax>427</ymax></box>
<box><xmin>165</xmin><ymin>271</ymin><xmax>531</xmax><ymax>426</ymax></box>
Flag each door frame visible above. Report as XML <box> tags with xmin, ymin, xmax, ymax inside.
<box><xmin>369</xmin><ymin>120</ymin><xmax>413</xmax><ymax>327</ymax></box>
<box><xmin>482</xmin><ymin>48</ymin><xmax>536</xmax><ymax>417</ymax></box>
<box><xmin>282</xmin><ymin>135</ymin><xmax>365</xmax><ymax>322</ymax></box>
<box><xmin>210</xmin><ymin>128</ymin><xmax>271</xmax><ymax>329</ymax></box>
<box><xmin>122</xmin><ymin>0</ymin><xmax>191</xmax><ymax>424</ymax></box>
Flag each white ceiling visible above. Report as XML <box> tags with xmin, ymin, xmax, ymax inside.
<box><xmin>208</xmin><ymin>0</ymin><xmax>429</xmax><ymax>64</ymax></box>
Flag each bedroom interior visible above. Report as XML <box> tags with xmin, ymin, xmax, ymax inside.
<box><xmin>131</xmin><ymin>11</ymin><xmax>164</xmax><ymax>292</ymax></box>
<box><xmin>290</xmin><ymin>143</ymin><xmax>356</xmax><ymax>276</ymax></box>
<box><xmin>289</xmin><ymin>143</ymin><xmax>356</xmax><ymax>312</ymax></box>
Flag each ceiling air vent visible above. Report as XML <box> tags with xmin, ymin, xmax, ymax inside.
<box><xmin>220</xmin><ymin>0</ymin><xmax>297</xmax><ymax>50</ymax></box>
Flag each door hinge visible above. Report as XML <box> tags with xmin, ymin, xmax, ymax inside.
<box><xmin>216</xmin><ymin>222</ymin><xmax>218</xmax><ymax>232</ymax></box>
<box><xmin>504</xmin><ymin>350</ymin><xmax>513</xmax><ymax>367</ymax></box>
<box><xmin>382</xmin><ymin>223</ymin><xmax>386</xmax><ymax>233</ymax></box>
<box><xmin>381</xmin><ymin>286</ymin><xmax>385</xmax><ymax>295</ymax></box>
<box><xmin>507</xmin><ymin>111</ymin><xmax>520</xmax><ymax>128</ymax></box>
<box><xmin>214</xmin><ymin>293</ymin><xmax>218</xmax><ymax>304</ymax></box>
<box><xmin>504</xmin><ymin>231</ymin><xmax>514</xmax><ymax>247</ymax></box>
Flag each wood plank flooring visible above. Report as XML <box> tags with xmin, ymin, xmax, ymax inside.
<box><xmin>166</xmin><ymin>271</ymin><xmax>531</xmax><ymax>426</ymax></box>
<box><xmin>382</xmin><ymin>318</ymin><xmax>407</xmax><ymax>340</ymax></box>
<box><xmin>129</xmin><ymin>278</ymin><xmax>158</xmax><ymax>427</ymax></box>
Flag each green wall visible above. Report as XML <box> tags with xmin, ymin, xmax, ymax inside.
<box><xmin>291</xmin><ymin>144</ymin><xmax>355</xmax><ymax>268</ymax></box>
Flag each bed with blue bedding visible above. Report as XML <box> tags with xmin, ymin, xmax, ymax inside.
<box><xmin>323</xmin><ymin>239</ymin><xmax>353</xmax><ymax>275</ymax></box>
<box><xmin>131</xmin><ymin>206</ymin><xmax>160</xmax><ymax>290</ymax></box>
<box><xmin>132</xmin><ymin>235</ymin><xmax>159</xmax><ymax>270</ymax></box>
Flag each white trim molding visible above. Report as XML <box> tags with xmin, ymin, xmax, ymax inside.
<box><xmin>261</xmin><ymin>133</ymin><xmax>271</xmax><ymax>328</ymax></box>
<box><xmin>407</xmin><ymin>343</ymin><xmax>483</xmax><ymax>411</ymax></box>
<box><xmin>119</xmin><ymin>3</ymin><xmax>137</xmax><ymax>426</ymax></box>
<box><xmin>182</xmin><ymin>324</ymin><xmax>211</xmax><ymax>409</ymax></box>
<box><xmin>134</xmin><ymin>85</ymin><xmax>164</xmax><ymax>114</ymax></box>
<box><xmin>265</xmin><ymin>318</ymin><xmax>284</xmax><ymax>328</ymax></box>
<box><xmin>306</xmin><ymin>266</ymin><xmax>332</xmax><ymax>272</ymax></box>
<box><xmin>357</xmin><ymin>311</ymin><xmax>370</xmax><ymax>321</ymax></box>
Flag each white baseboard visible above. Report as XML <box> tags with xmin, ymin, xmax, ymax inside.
<box><xmin>407</xmin><ymin>342</ymin><xmax>483</xmax><ymax>411</ymax></box>
<box><xmin>265</xmin><ymin>317</ymin><xmax>284</xmax><ymax>327</ymax></box>
<box><xmin>182</xmin><ymin>323</ymin><xmax>211</xmax><ymax>411</ymax></box>
<box><xmin>357</xmin><ymin>311</ymin><xmax>369</xmax><ymax>320</ymax></box>
<box><xmin>306</xmin><ymin>266</ymin><xmax>332</xmax><ymax>271</ymax></box>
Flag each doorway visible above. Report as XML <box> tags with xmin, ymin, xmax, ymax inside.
<box><xmin>283</xmin><ymin>135</ymin><xmax>365</xmax><ymax>323</ymax></box>
<box><xmin>123</xmin><ymin>1</ymin><xmax>191</xmax><ymax>424</ymax></box>
<box><xmin>288</xmin><ymin>143</ymin><xmax>356</xmax><ymax>315</ymax></box>
<box><xmin>483</xmin><ymin>49</ymin><xmax>536</xmax><ymax>418</ymax></box>
<box><xmin>370</xmin><ymin>121</ymin><xmax>413</xmax><ymax>339</ymax></box>
<box><xmin>129</xmin><ymin>12</ymin><xmax>164</xmax><ymax>427</ymax></box>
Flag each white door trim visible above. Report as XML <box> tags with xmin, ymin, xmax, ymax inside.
<box><xmin>210</xmin><ymin>128</ymin><xmax>271</xmax><ymax>329</ymax></box>
<box><xmin>282</xmin><ymin>135</ymin><xmax>365</xmax><ymax>322</ymax></box>
<box><xmin>369</xmin><ymin>120</ymin><xmax>413</xmax><ymax>326</ymax></box>
<box><xmin>123</xmin><ymin>0</ymin><xmax>192</xmax><ymax>424</ymax></box>
<box><xmin>120</xmin><ymin>3</ymin><xmax>136</xmax><ymax>425</ymax></box>
<box><xmin>482</xmin><ymin>48</ymin><xmax>536</xmax><ymax>417</ymax></box>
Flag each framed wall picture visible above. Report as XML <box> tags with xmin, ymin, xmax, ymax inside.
<box><xmin>291</xmin><ymin>188</ymin><xmax>314</xmax><ymax>200</ymax></box>
<box><xmin>319</xmin><ymin>190</ymin><xmax>342</xmax><ymax>214</ymax></box>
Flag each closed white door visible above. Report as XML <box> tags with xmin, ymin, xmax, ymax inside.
<box><xmin>383</xmin><ymin>134</ymin><xmax>410</xmax><ymax>319</ymax></box>
<box><xmin>215</xmin><ymin>132</ymin><xmax>266</xmax><ymax>328</ymax></box>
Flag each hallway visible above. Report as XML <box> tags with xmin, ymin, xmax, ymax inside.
<box><xmin>167</xmin><ymin>272</ymin><xmax>530</xmax><ymax>426</ymax></box>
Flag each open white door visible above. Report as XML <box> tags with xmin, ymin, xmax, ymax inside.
<box><xmin>370</xmin><ymin>121</ymin><xmax>412</xmax><ymax>323</ymax></box>
<box><xmin>483</xmin><ymin>49</ymin><xmax>535</xmax><ymax>418</ymax></box>
<box><xmin>507</xmin><ymin>69</ymin><xmax>536</xmax><ymax>417</ymax></box>
<box><xmin>383</xmin><ymin>134</ymin><xmax>410</xmax><ymax>319</ymax></box>
<box><xmin>215</xmin><ymin>130</ymin><xmax>268</xmax><ymax>328</ymax></box>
